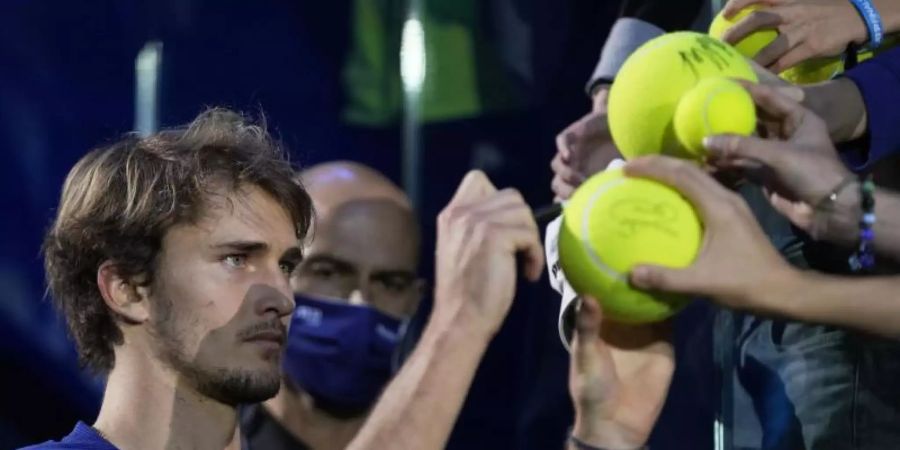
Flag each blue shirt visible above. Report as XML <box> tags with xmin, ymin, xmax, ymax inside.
<box><xmin>843</xmin><ymin>46</ymin><xmax>900</xmax><ymax>170</ymax></box>
<box><xmin>19</xmin><ymin>422</ymin><xmax>117</xmax><ymax>450</ymax></box>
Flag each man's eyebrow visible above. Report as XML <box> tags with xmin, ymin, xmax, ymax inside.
<box><xmin>302</xmin><ymin>254</ymin><xmax>355</xmax><ymax>271</ymax></box>
<box><xmin>371</xmin><ymin>270</ymin><xmax>417</xmax><ymax>280</ymax></box>
<box><xmin>210</xmin><ymin>241</ymin><xmax>269</xmax><ymax>253</ymax></box>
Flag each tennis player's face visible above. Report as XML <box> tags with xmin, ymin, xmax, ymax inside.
<box><xmin>146</xmin><ymin>185</ymin><xmax>302</xmax><ymax>405</ymax></box>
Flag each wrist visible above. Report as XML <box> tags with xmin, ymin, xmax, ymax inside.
<box><xmin>754</xmin><ymin>266</ymin><xmax>808</xmax><ymax>318</ymax></box>
<box><xmin>417</xmin><ymin>309</ymin><xmax>493</xmax><ymax>372</ymax></box>
<box><xmin>874</xmin><ymin>0</ymin><xmax>900</xmax><ymax>36</ymax></box>
<box><xmin>804</xmin><ymin>79</ymin><xmax>867</xmax><ymax>142</ymax></box>
<box><xmin>846</xmin><ymin>2</ymin><xmax>873</xmax><ymax>45</ymax></box>
<box><xmin>427</xmin><ymin>297</ymin><xmax>497</xmax><ymax>345</ymax></box>
<box><xmin>591</xmin><ymin>84</ymin><xmax>611</xmax><ymax>112</ymax></box>
<box><xmin>569</xmin><ymin>434</ymin><xmax>646</xmax><ymax>450</ymax></box>
<box><xmin>571</xmin><ymin>414</ymin><xmax>647</xmax><ymax>450</ymax></box>
<box><xmin>822</xmin><ymin>178</ymin><xmax>864</xmax><ymax>246</ymax></box>
<box><xmin>849</xmin><ymin>0</ymin><xmax>886</xmax><ymax>47</ymax></box>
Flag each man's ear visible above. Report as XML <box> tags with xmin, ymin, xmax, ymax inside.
<box><xmin>96</xmin><ymin>261</ymin><xmax>151</xmax><ymax>323</ymax></box>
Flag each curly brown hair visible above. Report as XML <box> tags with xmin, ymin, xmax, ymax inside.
<box><xmin>43</xmin><ymin>108</ymin><xmax>313</xmax><ymax>373</ymax></box>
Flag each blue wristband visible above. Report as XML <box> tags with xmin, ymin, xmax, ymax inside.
<box><xmin>849</xmin><ymin>0</ymin><xmax>885</xmax><ymax>48</ymax></box>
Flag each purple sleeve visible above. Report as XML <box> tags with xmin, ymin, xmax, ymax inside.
<box><xmin>842</xmin><ymin>47</ymin><xmax>900</xmax><ymax>170</ymax></box>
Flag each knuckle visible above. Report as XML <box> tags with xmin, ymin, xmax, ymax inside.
<box><xmin>556</xmin><ymin>131</ymin><xmax>574</xmax><ymax>151</ymax></box>
<box><xmin>437</xmin><ymin>212</ymin><xmax>454</xmax><ymax>231</ymax></box>
<box><xmin>440</xmin><ymin>204</ymin><xmax>467</xmax><ymax>225</ymax></box>
<box><xmin>464</xmin><ymin>209</ymin><xmax>484</xmax><ymax>229</ymax></box>
<box><xmin>551</xmin><ymin>174</ymin><xmax>561</xmax><ymax>189</ymax></box>
<box><xmin>555</xmin><ymin>132</ymin><xmax>567</xmax><ymax>149</ymax></box>
<box><xmin>724</xmin><ymin>135</ymin><xmax>741</xmax><ymax>154</ymax></box>
<box><xmin>552</xmin><ymin>178</ymin><xmax>572</xmax><ymax>198</ymax></box>
<box><xmin>437</xmin><ymin>207</ymin><xmax>452</xmax><ymax>224</ymax></box>
<box><xmin>460</xmin><ymin>211</ymin><xmax>475</xmax><ymax>227</ymax></box>
<box><xmin>671</xmin><ymin>160</ymin><xmax>694</xmax><ymax>178</ymax></box>
<box><xmin>642</xmin><ymin>268</ymin><xmax>664</xmax><ymax>289</ymax></box>
<box><xmin>747</xmin><ymin>11</ymin><xmax>763</xmax><ymax>24</ymax></box>
<box><xmin>470</xmin><ymin>219</ymin><xmax>491</xmax><ymax>242</ymax></box>
<box><xmin>805</xmin><ymin>37</ymin><xmax>826</xmax><ymax>54</ymax></box>
<box><xmin>551</xmin><ymin>154</ymin><xmax>564</xmax><ymax>171</ymax></box>
<box><xmin>470</xmin><ymin>169</ymin><xmax>488</xmax><ymax>184</ymax></box>
<box><xmin>502</xmin><ymin>187</ymin><xmax>525</xmax><ymax>204</ymax></box>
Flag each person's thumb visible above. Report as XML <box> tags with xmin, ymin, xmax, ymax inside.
<box><xmin>630</xmin><ymin>264</ymin><xmax>697</xmax><ymax>294</ymax></box>
<box><xmin>573</xmin><ymin>297</ymin><xmax>608</xmax><ymax>372</ymax></box>
<box><xmin>768</xmin><ymin>191</ymin><xmax>814</xmax><ymax>232</ymax></box>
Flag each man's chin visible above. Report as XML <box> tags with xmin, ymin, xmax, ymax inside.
<box><xmin>194</xmin><ymin>367</ymin><xmax>282</xmax><ymax>406</ymax></box>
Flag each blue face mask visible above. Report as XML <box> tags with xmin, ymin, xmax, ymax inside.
<box><xmin>283</xmin><ymin>293</ymin><xmax>406</xmax><ymax>414</ymax></box>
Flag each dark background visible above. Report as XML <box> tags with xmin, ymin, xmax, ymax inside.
<box><xmin>0</xmin><ymin>1</ymin><xmax>715</xmax><ymax>448</ymax></box>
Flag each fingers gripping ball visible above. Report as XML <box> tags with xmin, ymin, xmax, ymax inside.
<box><xmin>557</xmin><ymin>169</ymin><xmax>702</xmax><ymax>323</ymax></box>
<box><xmin>608</xmin><ymin>32</ymin><xmax>757</xmax><ymax>161</ymax></box>
<box><xmin>708</xmin><ymin>6</ymin><xmax>777</xmax><ymax>59</ymax></box>
<box><xmin>674</xmin><ymin>77</ymin><xmax>757</xmax><ymax>158</ymax></box>
<box><xmin>709</xmin><ymin>7</ymin><xmax>843</xmax><ymax>84</ymax></box>
<box><xmin>782</xmin><ymin>38</ymin><xmax>900</xmax><ymax>82</ymax></box>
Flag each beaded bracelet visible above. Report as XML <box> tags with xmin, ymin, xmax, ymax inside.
<box><xmin>849</xmin><ymin>174</ymin><xmax>876</xmax><ymax>272</ymax></box>
<box><xmin>849</xmin><ymin>0</ymin><xmax>885</xmax><ymax>48</ymax></box>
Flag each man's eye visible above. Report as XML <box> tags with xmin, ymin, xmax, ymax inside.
<box><xmin>280</xmin><ymin>261</ymin><xmax>298</xmax><ymax>275</ymax></box>
<box><xmin>224</xmin><ymin>254</ymin><xmax>247</xmax><ymax>268</ymax></box>
<box><xmin>379</xmin><ymin>277</ymin><xmax>413</xmax><ymax>293</ymax></box>
<box><xmin>386</xmin><ymin>281</ymin><xmax>406</xmax><ymax>292</ymax></box>
<box><xmin>311</xmin><ymin>266</ymin><xmax>336</xmax><ymax>278</ymax></box>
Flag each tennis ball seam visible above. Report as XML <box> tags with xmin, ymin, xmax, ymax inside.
<box><xmin>580</xmin><ymin>179</ymin><xmax>628</xmax><ymax>283</ymax></box>
<box><xmin>702</xmin><ymin>82</ymin><xmax>740</xmax><ymax>139</ymax></box>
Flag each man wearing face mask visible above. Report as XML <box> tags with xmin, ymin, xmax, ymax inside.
<box><xmin>240</xmin><ymin>161</ymin><xmax>425</xmax><ymax>450</ymax></box>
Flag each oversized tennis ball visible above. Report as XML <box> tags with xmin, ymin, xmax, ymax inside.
<box><xmin>709</xmin><ymin>7</ymin><xmax>843</xmax><ymax>84</ymax></box>
<box><xmin>674</xmin><ymin>77</ymin><xmax>757</xmax><ymax>157</ymax></box>
<box><xmin>608</xmin><ymin>32</ymin><xmax>757</xmax><ymax>161</ymax></box>
<box><xmin>557</xmin><ymin>168</ymin><xmax>702</xmax><ymax>323</ymax></box>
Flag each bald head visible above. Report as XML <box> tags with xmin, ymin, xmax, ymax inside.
<box><xmin>292</xmin><ymin>162</ymin><xmax>423</xmax><ymax>318</ymax></box>
<box><xmin>298</xmin><ymin>161</ymin><xmax>411</xmax><ymax>218</ymax></box>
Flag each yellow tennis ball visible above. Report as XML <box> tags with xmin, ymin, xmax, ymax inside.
<box><xmin>709</xmin><ymin>7</ymin><xmax>843</xmax><ymax>84</ymax></box>
<box><xmin>608</xmin><ymin>32</ymin><xmax>757</xmax><ymax>161</ymax></box>
<box><xmin>674</xmin><ymin>77</ymin><xmax>757</xmax><ymax>158</ymax></box>
<box><xmin>708</xmin><ymin>6</ymin><xmax>777</xmax><ymax>59</ymax></box>
<box><xmin>557</xmin><ymin>168</ymin><xmax>702</xmax><ymax>323</ymax></box>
